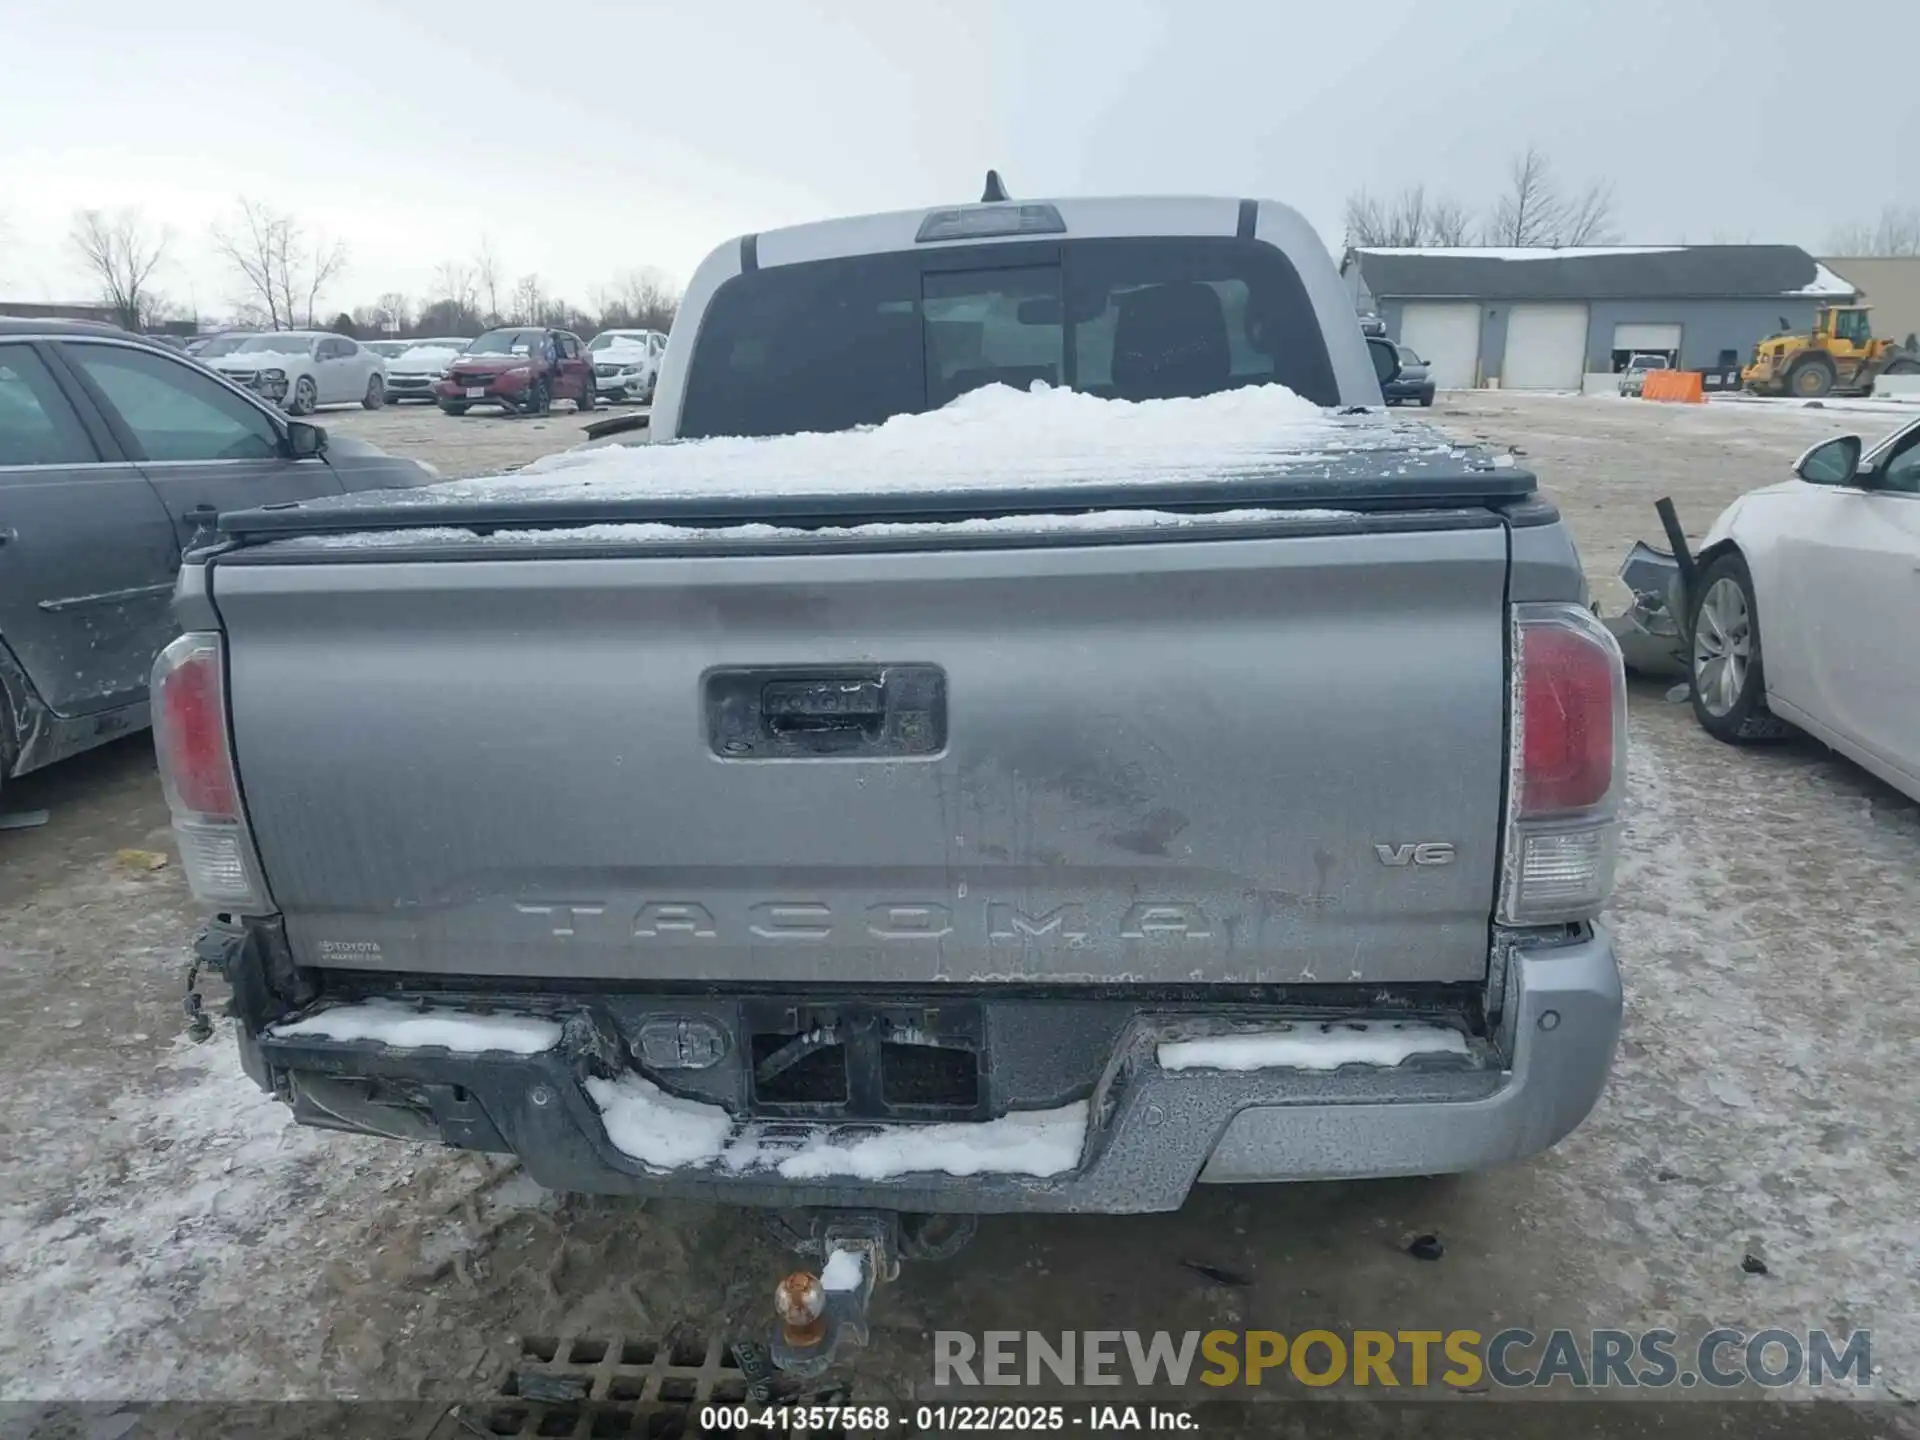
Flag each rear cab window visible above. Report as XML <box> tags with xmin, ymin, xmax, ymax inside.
<box><xmin>678</xmin><ymin>237</ymin><xmax>1337</xmax><ymax>440</ymax></box>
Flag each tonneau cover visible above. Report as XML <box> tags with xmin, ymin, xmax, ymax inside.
<box><xmin>221</xmin><ymin>385</ymin><xmax>1534</xmax><ymax>543</ymax></box>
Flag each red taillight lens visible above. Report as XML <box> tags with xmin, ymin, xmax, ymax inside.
<box><xmin>154</xmin><ymin>637</ymin><xmax>239</xmax><ymax>819</ymax></box>
<box><xmin>1518</xmin><ymin>623</ymin><xmax>1617</xmax><ymax>816</ymax></box>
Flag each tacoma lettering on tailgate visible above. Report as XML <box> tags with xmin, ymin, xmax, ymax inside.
<box><xmin>511</xmin><ymin>899</ymin><xmax>1215</xmax><ymax>944</ymax></box>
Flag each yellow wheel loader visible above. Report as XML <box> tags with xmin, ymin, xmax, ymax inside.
<box><xmin>1742</xmin><ymin>305</ymin><xmax>1920</xmax><ymax>398</ymax></box>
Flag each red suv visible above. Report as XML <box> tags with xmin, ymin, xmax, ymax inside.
<box><xmin>435</xmin><ymin>327</ymin><xmax>596</xmax><ymax>415</ymax></box>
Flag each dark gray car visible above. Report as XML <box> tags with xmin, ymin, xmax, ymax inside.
<box><xmin>0</xmin><ymin>320</ymin><xmax>433</xmax><ymax>789</ymax></box>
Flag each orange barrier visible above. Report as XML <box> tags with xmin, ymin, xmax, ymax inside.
<box><xmin>1642</xmin><ymin>370</ymin><xmax>1705</xmax><ymax>403</ymax></box>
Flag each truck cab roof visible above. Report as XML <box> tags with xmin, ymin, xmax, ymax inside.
<box><xmin>649</xmin><ymin>194</ymin><xmax>1383</xmax><ymax>441</ymax></box>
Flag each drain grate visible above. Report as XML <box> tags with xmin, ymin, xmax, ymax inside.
<box><xmin>433</xmin><ymin>1328</ymin><xmax>850</xmax><ymax>1439</ymax></box>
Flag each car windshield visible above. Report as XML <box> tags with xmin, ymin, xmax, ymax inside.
<box><xmin>1633</xmin><ymin>356</ymin><xmax>1669</xmax><ymax>369</ymax></box>
<box><xmin>467</xmin><ymin>329</ymin><xmax>539</xmax><ymax>355</ymax></box>
<box><xmin>235</xmin><ymin>334</ymin><xmax>315</xmax><ymax>355</ymax></box>
<box><xmin>367</xmin><ymin>340</ymin><xmax>408</xmax><ymax>356</ymax></box>
<box><xmin>1396</xmin><ymin>345</ymin><xmax>1423</xmax><ymax>365</ymax></box>
<box><xmin>590</xmin><ymin>332</ymin><xmax>651</xmax><ymax>351</ymax></box>
<box><xmin>196</xmin><ymin>336</ymin><xmax>247</xmax><ymax>358</ymax></box>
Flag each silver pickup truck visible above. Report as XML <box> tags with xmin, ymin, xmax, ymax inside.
<box><xmin>157</xmin><ymin>194</ymin><xmax>1626</xmax><ymax>1242</ymax></box>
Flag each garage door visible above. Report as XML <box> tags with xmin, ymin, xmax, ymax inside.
<box><xmin>1613</xmin><ymin>322</ymin><xmax>1683</xmax><ymax>354</ymax></box>
<box><xmin>1502</xmin><ymin>304</ymin><xmax>1590</xmax><ymax>390</ymax></box>
<box><xmin>1398</xmin><ymin>303</ymin><xmax>1481</xmax><ymax>390</ymax></box>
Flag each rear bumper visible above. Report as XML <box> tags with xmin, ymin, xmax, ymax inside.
<box><xmin>241</xmin><ymin>928</ymin><xmax>1620</xmax><ymax>1214</ymax></box>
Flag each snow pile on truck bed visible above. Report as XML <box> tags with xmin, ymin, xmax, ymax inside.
<box><xmin>1157</xmin><ymin>1021</ymin><xmax>1470</xmax><ymax>1072</ymax></box>
<box><xmin>462</xmin><ymin>381</ymin><xmax>1447</xmax><ymax>502</ymax></box>
<box><xmin>266</xmin><ymin>382</ymin><xmax>1470</xmax><ymax>536</ymax></box>
<box><xmin>583</xmin><ymin>1072</ymin><xmax>1087</xmax><ymax>1180</ymax></box>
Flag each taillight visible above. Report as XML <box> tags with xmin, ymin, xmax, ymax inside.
<box><xmin>152</xmin><ymin>634</ymin><xmax>270</xmax><ymax>911</ymax></box>
<box><xmin>1519</xmin><ymin>627</ymin><xmax>1617</xmax><ymax>815</ymax></box>
<box><xmin>1500</xmin><ymin>604</ymin><xmax>1628</xmax><ymax>925</ymax></box>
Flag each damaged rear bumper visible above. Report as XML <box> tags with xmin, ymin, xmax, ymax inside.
<box><xmin>235</xmin><ymin>928</ymin><xmax>1620</xmax><ymax>1215</ymax></box>
<box><xmin>1602</xmin><ymin>539</ymin><xmax>1689</xmax><ymax>678</ymax></box>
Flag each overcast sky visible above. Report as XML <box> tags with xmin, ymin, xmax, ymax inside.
<box><xmin>3</xmin><ymin>0</ymin><xmax>1915</xmax><ymax>323</ymax></box>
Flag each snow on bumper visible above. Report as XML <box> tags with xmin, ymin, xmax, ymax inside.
<box><xmin>248</xmin><ymin>929</ymin><xmax>1620</xmax><ymax>1213</ymax></box>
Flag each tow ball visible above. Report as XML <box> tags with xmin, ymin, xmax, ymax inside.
<box><xmin>766</xmin><ymin>1209</ymin><xmax>975</xmax><ymax>1376</ymax></box>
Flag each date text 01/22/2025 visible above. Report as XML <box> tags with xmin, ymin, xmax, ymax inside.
<box><xmin>697</xmin><ymin>1404</ymin><xmax>1196</xmax><ymax>1431</ymax></box>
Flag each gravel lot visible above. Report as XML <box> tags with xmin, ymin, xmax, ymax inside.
<box><xmin>2</xmin><ymin>393</ymin><xmax>1916</xmax><ymax>1433</ymax></box>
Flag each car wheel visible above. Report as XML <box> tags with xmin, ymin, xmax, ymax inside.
<box><xmin>1418</xmin><ymin>392</ymin><xmax>1434</xmax><ymax>407</ymax></box>
<box><xmin>439</xmin><ymin>402</ymin><xmax>469</xmax><ymax>416</ymax></box>
<box><xmin>524</xmin><ymin>380</ymin><xmax>549</xmax><ymax>416</ymax></box>
<box><xmin>362</xmin><ymin>374</ymin><xmax>385</xmax><ymax>410</ymax></box>
<box><xmin>578</xmin><ymin>377</ymin><xmax>596</xmax><ymax>413</ymax></box>
<box><xmin>1688</xmin><ymin>552</ymin><xmax>1793</xmax><ymax>743</ymax></box>
<box><xmin>288</xmin><ymin>375</ymin><xmax>318</xmax><ymax>415</ymax></box>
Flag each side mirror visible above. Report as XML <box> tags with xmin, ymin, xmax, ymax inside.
<box><xmin>1794</xmin><ymin>434</ymin><xmax>1861</xmax><ymax>486</ymax></box>
<box><xmin>285</xmin><ymin>420</ymin><xmax>328</xmax><ymax>459</ymax></box>
<box><xmin>1367</xmin><ymin>335</ymin><xmax>1401</xmax><ymax>388</ymax></box>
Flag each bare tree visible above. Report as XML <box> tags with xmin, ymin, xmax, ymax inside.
<box><xmin>69</xmin><ymin>208</ymin><xmax>172</xmax><ymax>329</ymax></box>
<box><xmin>1558</xmin><ymin>180</ymin><xmax>1619</xmax><ymax>246</ymax></box>
<box><xmin>302</xmin><ymin>235</ymin><xmax>347</xmax><ymax>328</ymax></box>
<box><xmin>594</xmin><ymin>266</ymin><xmax>681</xmax><ymax>331</ymax></box>
<box><xmin>475</xmin><ymin>236</ymin><xmax>505</xmax><ymax>323</ymax></box>
<box><xmin>511</xmin><ymin>272</ymin><xmax>545</xmax><ymax>326</ymax></box>
<box><xmin>1483</xmin><ymin>146</ymin><xmax>1562</xmax><ymax>247</ymax></box>
<box><xmin>210</xmin><ymin>199</ymin><xmax>294</xmax><ymax>328</ymax></box>
<box><xmin>1343</xmin><ymin>185</ymin><xmax>1475</xmax><ymax>249</ymax></box>
<box><xmin>1481</xmin><ymin>146</ymin><xmax>1617</xmax><ymax>248</ymax></box>
<box><xmin>1427</xmin><ymin>197</ymin><xmax>1473</xmax><ymax>246</ymax></box>
<box><xmin>210</xmin><ymin>199</ymin><xmax>348</xmax><ymax>329</ymax></box>
<box><xmin>425</xmin><ymin>261</ymin><xmax>480</xmax><ymax>333</ymax></box>
<box><xmin>375</xmin><ymin>290</ymin><xmax>413</xmax><ymax>333</ymax></box>
<box><xmin>1825</xmin><ymin>206</ymin><xmax>1920</xmax><ymax>257</ymax></box>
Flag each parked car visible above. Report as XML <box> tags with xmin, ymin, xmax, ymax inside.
<box><xmin>163</xmin><ymin>190</ymin><xmax>1626</xmax><ymax>1332</ymax></box>
<box><xmin>435</xmin><ymin>327</ymin><xmax>595</xmax><ymax>415</ymax></box>
<box><xmin>383</xmin><ymin>337</ymin><xmax>471</xmax><ymax>404</ymax></box>
<box><xmin>0</xmin><ymin>320</ymin><xmax>434</xmax><ymax>793</ymax></box>
<box><xmin>1383</xmin><ymin>343</ymin><xmax>1434</xmax><ymax>406</ymax></box>
<box><xmin>1680</xmin><ymin>422</ymin><xmax>1920</xmax><ymax>797</ymax></box>
<box><xmin>184</xmin><ymin>332</ymin><xmax>253</xmax><ymax>359</ymax></box>
<box><xmin>586</xmin><ymin>329</ymin><xmax>665</xmax><ymax>403</ymax></box>
<box><xmin>209</xmin><ymin>331</ymin><xmax>388</xmax><ymax>415</ymax></box>
<box><xmin>1618</xmin><ymin>353</ymin><xmax>1670</xmax><ymax>398</ymax></box>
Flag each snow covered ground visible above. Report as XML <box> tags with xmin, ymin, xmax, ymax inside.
<box><xmin>2</xmin><ymin>393</ymin><xmax>1916</xmax><ymax>1421</ymax></box>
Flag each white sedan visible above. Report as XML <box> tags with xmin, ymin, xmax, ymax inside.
<box><xmin>586</xmin><ymin>329</ymin><xmax>665</xmax><ymax>403</ymax></box>
<box><xmin>1688</xmin><ymin>416</ymin><xmax>1920</xmax><ymax>799</ymax></box>
<box><xmin>210</xmin><ymin>331</ymin><xmax>388</xmax><ymax>415</ymax></box>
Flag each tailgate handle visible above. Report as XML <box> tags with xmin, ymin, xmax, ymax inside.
<box><xmin>763</xmin><ymin>679</ymin><xmax>887</xmax><ymax>741</ymax></box>
<box><xmin>707</xmin><ymin>665</ymin><xmax>946</xmax><ymax>759</ymax></box>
